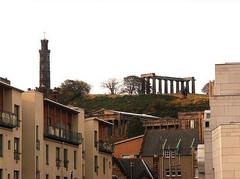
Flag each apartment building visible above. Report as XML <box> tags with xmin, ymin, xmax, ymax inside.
<box><xmin>84</xmin><ymin>117</ymin><xmax>114</xmax><ymax>179</ymax></box>
<box><xmin>0</xmin><ymin>78</ymin><xmax>22</xmax><ymax>179</ymax></box>
<box><xmin>22</xmin><ymin>91</ymin><xmax>85</xmax><ymax>179</ymax></box>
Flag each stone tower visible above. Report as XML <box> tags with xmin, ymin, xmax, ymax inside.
<box><xmin>39</xmin><ymin>38</ymin><xmax>51</xmax><ymax>96</ymax></box>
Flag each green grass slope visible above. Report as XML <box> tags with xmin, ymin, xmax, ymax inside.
<box><xmin>71</xmin><ymin>94</ymin><xmax>209</xmax><ymax>117</ymax></box>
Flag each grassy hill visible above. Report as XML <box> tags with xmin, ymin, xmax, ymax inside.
<box><xmin>70</xmin><ymin>94</ymin><xmax>209</xmax><ymax>117</ymax></box>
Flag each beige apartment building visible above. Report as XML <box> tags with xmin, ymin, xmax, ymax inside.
<box><xmin>84</xmin><ymin>117</ymin><xmax>114</xmax><ymax>179</ymax></box>
<box><xmin>22</xmin><ymin>91</ymin><xmax>85</xmax><ymax>179</ymax></box>
<box><xmin>207</xmin><ymin>63</ymin><xmax>240</xmax><ymax>179</ymax></box>
<box><xmin>0</xmin><ymin>78</ymin><xmax>22</xmax><ymax>179</ymax></box>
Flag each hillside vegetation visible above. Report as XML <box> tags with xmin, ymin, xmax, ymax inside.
<box><xmin>70</xmin><ymin>94</ymin><xmax>209</xmax><ymax>117</ymax></box>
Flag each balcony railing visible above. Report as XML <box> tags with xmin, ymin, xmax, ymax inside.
<box><xmin>14</xmin><ymin>151</ymin><xmax>20</xmax><ymax>161</ymax></box>
<box><xmin>44</xmin><ymin>125</ymin><xmax>83</xmax><ymax>145</ymax></box>
<box><xmin>0</xmin><ymin>110</ymin><xmax>17</xmax><ymax>128</ymax></box>
<box><xmin>99</xmin><ymin>140</ymin><xmax>114</xmax><ymax>154</ymax></box>
<box><xmin>36</xmin><ymin>139</ymin><xmax>40</xmax><ymax>150</ymax></box>
<box><xmin>36</xmin><ymin>170</ymin><xmax>40</xmax><ymax>179</ymax></box>
<box><xmin>64</xmin><ymin>160</ymin><xmax>69</xmax><ymax>168</ymax></box>
<box><xmin>56</xmin><ymin>158</ymin><xmax>61</xmax><ymax>168</ymax></box>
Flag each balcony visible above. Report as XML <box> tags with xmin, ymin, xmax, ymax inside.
<box><xmin>56</xmin><ymin>158</ymin><xmax>61</xmax><ymax>168</ymax></box>
<box><xmin>99</xmin><ymin>140</ymin><xmax>114</xmax><ymax>154</ymax></box>
<box><xmin>14</xmin><ymin>151</ymin><xmax>20</xmax><ymax>161</ymax></box>
<box><xmin>36</xmin><ymin>139</ymin><xmax>40</xmax><ymax>150</ymax></box>
<box><xmin>0</xmin><ymin>110</ymin><xmax>17</xmax><ymax>128</ymax></box>
<box><xmin>44</xmin><ymin>125</ymin><xmax>83</xmax><ymax>145</ymax></box>
<box><xmin>36</xmin><ymin>170</ymin><xmax>40</xmax><ymax>179</ymax></box>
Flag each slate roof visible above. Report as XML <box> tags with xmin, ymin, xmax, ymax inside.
<box><xmin>140</xmin><ymin>129</ymin><xmax>200</xmax><ymax>156</ymax></box>
<box><xmin>113</xmin><ymin>157</ymin><xmax>155</xmax><ymax>179</ymax></box>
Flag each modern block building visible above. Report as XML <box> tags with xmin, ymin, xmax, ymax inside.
<box><xmin>84</xmin><ymin>117</ymin><xmax>114</xmax><ymax>179</ymax></box>
<box><xmin>22</xmin><ymin>91</ymin><xmax>85</xmax><ymax>179</ymax></box>
<box><xmin>206</xmin><ymin>63</ymin><xmax>240</xmax><ymax>179</ymax></box>
<box><xmin>0</xmin><ymin>78</ymin><xmax>23</xmax><ymax>179</ymax></box>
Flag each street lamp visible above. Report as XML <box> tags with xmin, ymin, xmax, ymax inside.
<box><xmin>130</xmin><ymin>161</ymin><xmax>134</xmax><ymax>179</ymax></box>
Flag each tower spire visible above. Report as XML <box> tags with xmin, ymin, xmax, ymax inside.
<box><xmin>39</xmin><ymin>37</ymin><xmax>51</xmax><ymax>96</ymax></box>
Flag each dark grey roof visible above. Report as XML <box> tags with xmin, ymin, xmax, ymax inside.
<box><xmin>113</xmin><ymin>158</ymin><xmax>154</xmax><ymax>179</ymax></box>
<box><xmin>140</xmin><ymin>129</ymin><xmax>200</xmax><ymax>156</ymax></box>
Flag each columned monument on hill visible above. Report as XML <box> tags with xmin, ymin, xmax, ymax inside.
<box><xmin>140</xmin><ymin>73</ymin><xmax>195</xmax><ymax>94</ymax></box>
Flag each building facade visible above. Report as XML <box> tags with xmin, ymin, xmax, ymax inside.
<box><xmin>0</xmin><ymin>79</ymin><xmax>22</xmax><ymax>179</ymax></box>
<box><xmin>92</xmin><ymin>109</ymin><xmax>159</xmax><ymax>142</ymax></box>
<box><xmin>207</xmin><ymin>63</ymin><xmax>240</xmax><ymax>179</ymax></box>
<box><xmin>84</xmin><ymin>117</ymin><xmax>114</xmax><ymax>179</ymax></box>
<box><xmin>140</xmin><ymin>129</ymin><xmax>200</xmax><ymax>179</ymax></box>
<box><xmin>22</xmin><ymin>91</ymin><xmax>85</xmax><ymax>179</ymax></box>
<box><xmin>178</xmin><ymin>111</ymin><xmax>205</xmax><ymax>143</ymax></box>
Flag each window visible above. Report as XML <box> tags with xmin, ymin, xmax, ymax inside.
<box><xmin>171</xmin><ymin>150</ymin><xmax>175</xmax><ymax>158</ymax></box>
<box><xmin>171</xmin><ymin>168</ymin><xmax>176</xmax><ymax>177</ymax></box>
<box><xmin>164</xmin><ymin>150</ymin><xmax>170</xmax><ymax>158</ymax></box>
<box><xmin>56</xmin><ymin>147</ymin><xmax>60</xmax><ymax>167</ymax></box>
<box><xmin>14</xmin><ymin>105</ymin><xmax>20</xmax><ymax>127</ymax></box>
<box><xmin>46</xmin><ymin>144</ymin><xmax>49</xmax><ymax>165</ymax></box>
<box><xmin>190</xmin><ymin>120</ymin><xmax>195</xmax><ymax>129</ymax></box>
<box><xmin>8</xmin><ymin>174</ymin><xmax>10</xmax><ymax>179</ymax></box>
<box><xmin>47</xmin><ymin>117</ymin><xmax>52</xmax><ymax>126</ymax></box>
<box><xmin>46</xmin><ymin>174</ymin><xmax>49</xmax><ymax>179</ymax></box>
<box><xmin>194</xmin><ymin>168</ymin><xmax>199</xmax><ymax>178</ymax></box>
<box><xmin>177</xmin><ymin>168</ymin><xmax>181</xmax><ymax>176</ymax></box>
<box><xmin>36</xmin><ymin>126</ymin><xmax>40</xmax><ymax>150</ymax></box>
<box><xmin>56</xmin><ymin>176</ymin><xmax>60</xmax><ymax>179</ymax></box>
<box><xmin>205</xmin><ymin>121</ymin><xmax>210</xmax><ymax>128</ymax></box>
<box><xmin>165</xmin><ymin>168</ymin><xmax>170</xmax><ymax>177</ymax></box>
<box><xmin>103</xmin><ymin>157</ymin><xmax>106</xmax><ymax>174</ymax></box>
<box><xmin>64</xmin><ymin>149</ymin><xmax>68</xmax><ymax>168</ymax></box>
<box><xmin>94</xmin><ymin>130</ymin><xmax>98</xmax><ymax>148</ymax></box>
<box><xmin>64</xmin><ymin>177</ymin><xmax>68</xmax><ymax>179</ymax></box>
<box><xmin>74</xmin><ymin>151</ymin><xmax>77</xmax><ymax>169</ymax></box>
<box><xmin>8</xmin><ymin>141</ymin><xmax>10</xmax><ymax>150</ymax></box>
<box><xmin>94</xmin><ymin>155</ymin><xmax>98</xmax><ymax>174</ymax></box>
<box><xmin>36</xmin><ymin>156</ymin><xmax>39</xmax><ymax>170</ymax></box>
<box><xmin>0</xmin><ymin>135</ymin><xmax>3</xmax><ymax>157</ymax></box>
<box><xmin>206</xmin><ymin>113</ymin><xmax>211</xmax><ymax>119</ymax></box>
<box><xmin>14</xmin><ymin>170</ymin><xmax>19</xmax><ymax>179</ymax></box>
<box><xmin>0</xmin><ymin>169</ymin><xmax>2</xmax><ymax>179</ymax></box>
<box><xmin>14</xmin><ymin>138</ymin><xmax>20</xmax><ymax>160</ymax></box>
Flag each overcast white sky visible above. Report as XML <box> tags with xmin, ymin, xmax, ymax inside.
<box><xmin>0</xmin><ymin>0</ymin><xmax>240</xmax><ymax>94</ymax></box>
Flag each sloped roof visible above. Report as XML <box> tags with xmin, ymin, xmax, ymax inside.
<box><xmin>140</xmin><ymin>129</ymin><xmax>200</xmax><ymax>156</ymax></box>
<box><xmin>93</xmin><ymin>108</ymin><xmax>160</xmax><ymax>119</ymax></box>
<box><xmin>114</xmin><ymin>158</ymin><xmax>154</xmax><ymax>179</ymax></box>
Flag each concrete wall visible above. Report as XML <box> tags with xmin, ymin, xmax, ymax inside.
<box><xmin>85</xmin><ymin>118</ymin><xmax>112</xmax><ymax>179</ymax></box>
<box><xmin>208</xmin><ymin>63</ymin><xmax>240</xmax><ymax>179</ymax></box>
<box><xmin>212</xmin><ymin>124</ymin><xmax>240</xmax><ymax>179</ymax></box>
<box><xmin>214</xmin><ymin>63</ymin><xmax>240</xmax><ymax>96</ymax></box>
<box><xmin>22</xmin><ymin>91</ymin><xmax>43</xmax><ymax>179</ymax></box>
<box><xmin>0</xmin><ymin>88</ymin><xmax>22</xmax><ymax>178</ymax></box>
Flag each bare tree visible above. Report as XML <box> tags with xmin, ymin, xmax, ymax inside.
<box><xmin>122</xmin><ymin>75</ymin><xmax>142</xmax><ymax>95</ymax></box>
<box><xmin>102</xmin><ymin>78</ymin><xmax>120</xmax><ymax>94</ymax></box>
<box><xmin>201</xmin><ymin>82</ymin><xmax>209</xmax><ymax>94</ymax></box>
